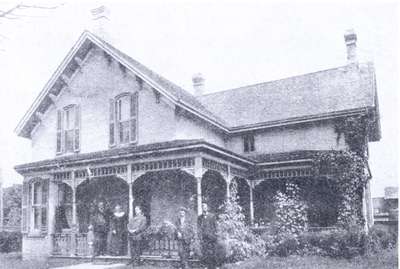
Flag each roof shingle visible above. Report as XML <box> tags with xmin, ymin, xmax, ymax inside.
<box><xmin>198</xmin><ymin>63</ymin><xmax>376</xmax><ymax>128</ymax></box>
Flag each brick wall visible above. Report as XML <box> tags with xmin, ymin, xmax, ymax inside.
<box><xmin>31</xmin><ymin>48</ymin><xmax>223</xmax><ymax>161</ymax></box>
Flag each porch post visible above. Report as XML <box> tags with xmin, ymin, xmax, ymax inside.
<box><xmin>194</xmin><ymin>157</ymin><xmax>203</xmax><ymax>216</ymax></box>
<box><xmin>71</xmin><ymin>171</ymin><xmax>77</xmax><ymax>256</ymax></box>
<box><xmin>48</xmin><ymin>180</ymin><xmax>58</xmax><ymax>235</ymax></box>
<box><xmin>128</xmin><ymin>165</ymin><xmax>133</xmax><ymax>220</ymax></box>
<box><xmin>226</xmin><ymin>166</ymin><xmax>231</xmax><ymax>199</ymax></box>
<box><xmin>249</xmin><ymin>181</ymin><xmax>254</xmax><ymax>226</ymax></box>
<box><xmin>127</xmin><ymin>165</ymin><xmax>133</xmax><ymax>258</ymax></box>
<box><xmin>196</xmin><ymin>177</ymin><xmax>202</xmax><ymax>216</ymax></box>
<box><xmin>362</xmin><ymin>185</ymin><xmax>368</xmax><ymax>232</ymax></box>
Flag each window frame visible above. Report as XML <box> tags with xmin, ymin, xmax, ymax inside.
<box><xmin>28</xmin><ymin>179</ymin><xmax>49</xmax><ymax>236</ymax></box>
<box><xmin>56</xmin><ymin>104</ymin><xmax>80</xmax><ymax>155</ymax></box>
<box><xmin>243</xmin><ymin>134</ymin><xmax>255</xmax><ymax>153</ymax></box>
<box><xmin>110</xmin><ymin>92</ymin><xmax>138</xmax><ymax>146</ymax></box>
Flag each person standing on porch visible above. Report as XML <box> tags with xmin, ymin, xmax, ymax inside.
<box><xmin>127</xmin><ymin>205</ymin><xmax>147</xmax><ymax>266</ymax></box>
<box><xmin>175</xmin><ymin>207</ymin><xmax>194</xmax><ymax>269</ymax></box>
<box><xmin>198</xmin><ymin>203</ymin><xmax>219</xmax><ymax>269</ymax></box>
<box><xmin>108</xmin><ymin>204</ymin><xmax>128</xmax><ymax>256</ymax></box>
<box><xmin>91</xmin><ymin>201</ymin><xmax>111</xmax><ymax>256</ymax></box>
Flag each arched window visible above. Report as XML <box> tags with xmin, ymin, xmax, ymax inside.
<box><xmin>109</xmin><ymin>92</ymin><xmax>138</xmax><ymax>145</ymax></box>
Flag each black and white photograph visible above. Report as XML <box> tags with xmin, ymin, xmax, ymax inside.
<box><xmin>0</xmin><ymin>1</ymin><xmax>398</xmax><ymax>268</ymax></box>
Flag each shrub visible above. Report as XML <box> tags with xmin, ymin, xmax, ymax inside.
<box><xmin>274</xmin><ymin>182</ymin><xmax>308</xmax><ymax>236</ymax></box>
<box><xmin>217</xmin><ymin>181</ymin><xmax>265</xmax><ymax>263</ymax></box>
<box><xmin>262</xmin><ymin>226</ymin><xmax>372</xmax><ymax>259</ymax></box>
<box><xmin>0</xmin><ymin>231</ymin><xmax>22</xmax><ymax>253</ymax></box>
<box><xmin>366</xmin><ymin>226</ymin><xmax>397</xmax><ymax>253</ymax></box>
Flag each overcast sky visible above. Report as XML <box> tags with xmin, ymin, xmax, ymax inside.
<box><xmin>0</xmin><ymin>0</ymin><xmax>398</xmax><ymax>197</ymax></box>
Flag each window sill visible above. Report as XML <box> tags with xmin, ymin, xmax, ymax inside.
<box><xmin>56</xmin><ymin>151</ymin><xmax>80</xmax><ymax>157</ymax></box>
<box><xmin>109</xmin><ymin>141</ymin><xmax>138</xmax><ymax>148</ymax></box>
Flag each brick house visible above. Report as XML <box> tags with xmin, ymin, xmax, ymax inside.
<box><xmin>14</xmin><ymin>29</ymin><xmax>380</xmax><ymax>259</ymax></box>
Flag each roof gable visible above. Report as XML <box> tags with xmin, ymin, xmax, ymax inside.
<box><xmin>15</xmin><ymin>30</ymin><xmax>228</xmax><ymax>138</ymax></box>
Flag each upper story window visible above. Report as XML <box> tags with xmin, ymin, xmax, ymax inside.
<box><xmin>110</xmin><ymin>92</ymin><xmax>138</xmax><ymax>146</ymax></box>
<box><xmin>243</xmin><ymin>134</ymin><xmax>255</xmax><ymax>153</ymax></box>
<box><xmin>56</xmin><ymin>104</ymin><xmax>80</xmax><ymax>154</ymax></box>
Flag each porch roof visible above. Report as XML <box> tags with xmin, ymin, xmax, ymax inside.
<box><xmin>250</xmin><ymin>150</ymin><xmax>327</xmax><ymax>164</ymax></box>
<box><xmin>14</xmin><ymin>139</ymin><xmax>254</xmax><ymax>174</ymax></box>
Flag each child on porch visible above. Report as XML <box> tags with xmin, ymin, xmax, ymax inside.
<box><xmin>88</xmin><ymin>225</ymin><xmax>95</xmax><ymax>261</ymax></box>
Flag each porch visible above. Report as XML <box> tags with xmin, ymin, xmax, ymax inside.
<box><xmin>15</xmin><ymin>141</ymin><xmax>370</xmax><ymax>260</ymax></box>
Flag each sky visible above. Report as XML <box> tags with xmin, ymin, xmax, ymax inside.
<box><xmin>0</xmin><ymin>0</ymin><xmax>398</xmax><ymax>197</ymax></box>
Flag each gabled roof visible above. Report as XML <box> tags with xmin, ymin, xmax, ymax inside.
<box><xmin>94</xmin><ymin>35</ymin><xmax>229</xmax><ymax>128</ymax></box>
<box><xmin>15</xmin><ymin>30</ymin><xmax>228</xmax><ymax>138</ymax></box>
<box><xmin>15</xmin><ymin>30</ymin><xmax>381</xmax><ymax>141</ymax></box>
<box><xmin>198</xmin><ymin>63</ymin><xmax>380</xmax><ymax>137</ymax></box>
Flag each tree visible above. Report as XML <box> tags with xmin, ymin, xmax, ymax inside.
<box><xmin>3</xmin><ymin>184</ymin><xmax>22</xmax><ymax>227</ymax></box>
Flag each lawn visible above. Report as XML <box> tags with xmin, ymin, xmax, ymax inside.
<box><xmin>0</xmin><ymin>248</ymin><xmax>397</xmax><ymax>269</ymax></box>
<box><xmin>222</xmin><ymin>248</ymin><xmax>398</xmax><ymax>269</ymax></box>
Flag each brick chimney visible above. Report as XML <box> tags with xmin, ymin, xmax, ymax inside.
<box><xmin>344</xmin><ymin>29</ymin><xmax>357</xmax><ymax>64</ymax></box>
<box><xmin>192</xmin><ymin>73</ymin><xmax>205</xmax><ymax>96</ymax></box>
<box><xmin>91</xmin><ymin>5</ymin><xmax>110</xmax><ymax>41</ymax></box>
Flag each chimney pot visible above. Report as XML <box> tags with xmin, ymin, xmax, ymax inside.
<box><xmin>192</xmin><ymin>73</ymin><xmax>205</xmax><ymax>96</ymax></box>
<box><xmin>344</xmin><ymin>29</ymin><xmax>357</xmax><ymax>64</ymax></box>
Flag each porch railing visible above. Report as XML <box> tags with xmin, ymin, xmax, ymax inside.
<box><xmin>143</xmin><ymin>236</ymin><xmax>179</xmax><ymax>258</ymax></box>
<box><xmin>52</xmin><ymin>233</ymin><xmax>178</xmax><ymax>258</ymax></box>
<box><xmin>52</xmin><ymin>233</ymin><xmax>88</xmax><ymax>256</ymax></box>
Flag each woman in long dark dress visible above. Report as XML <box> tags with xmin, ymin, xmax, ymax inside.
<box><xmin>108</xmin><ymin>204</ymin><xmax>128</xmax><ymax>256</ymax></box>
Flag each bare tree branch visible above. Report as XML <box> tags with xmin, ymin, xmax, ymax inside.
<box><xmin>0</xmin><ymin>4</ymin><xmax>21</xmax><ymax>18</ymax></box>
<box><xmin>18</xmin><ymin>4</ymin><xmax>62</xmax><ymax>10</ymax></box>
<box><xmin>0</xmin><ymin>2</ymin><xmax>64</xmax><ymax>19</ymax></box>
<box><xmin>0</xmin><ymin>2</ymin><xmax>64</xmax><ymax>52</ymax></box>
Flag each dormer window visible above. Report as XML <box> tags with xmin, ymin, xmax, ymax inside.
<box><xmin>243</xmin><ymin>134</ymin><xmax>255</xmax><ymax>153</ymax></box>
<box><xmin>56</xmin><ymin>104</ymin><xmax>80</xmax><ymax>154</ymax></box>
<box><xmin>110</xmin><ymin>92</ymin><xmax>138</xmax><ymax>146</ymax></box>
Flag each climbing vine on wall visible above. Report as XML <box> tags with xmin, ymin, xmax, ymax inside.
<box><xmin>312</xmin><ymin>150</ymin><xmax>369</xmax><ymax>228</ymax></box>
<box><xmin>334</xmin><ymin>115</ymin><xmax>370</xmax><ymax>157</ymax></box>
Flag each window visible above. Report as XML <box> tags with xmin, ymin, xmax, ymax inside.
<box><xmin>56</xmin><ymin>105</ymin><xmax>80</xmax><ymax>154</ymax></box>
<box><xmin>243</xmin><ymin>134</ymin><xmax>255</xmax><ymax>152</ymax></box>
<box><xmin>23</xmin><ymin>179</ymin><xmax>49</xmax><ymax>234</ymax></box>
<box><xmin>110</xmin><ymin>92</ymin><xmax>138</xmax><ymax>145</ymax></box>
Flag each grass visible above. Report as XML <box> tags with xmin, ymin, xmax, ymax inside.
<box><xmin>0</xmin><ymin>253</ymin><xmax>174</xmax><ymax>269</ymax></box>
<box><xmin>222</xmin><ymin>248</ymin><xmax>398</xmax><ymax>269</ymax></box>
<box><xmin>0</xmin><ymin>248</ymin><xmax>397</xmax><ymax>269</ymax></box>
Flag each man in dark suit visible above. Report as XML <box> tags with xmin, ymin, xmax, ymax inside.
<box><xmin>175</xmin><ymin>207</ymin><xmax>194</xmax><ymax>269</ymax></box>
<box><xmin>198</xmin><ymin>203</ymin><xmax>218</xmax><ymax>269</ymax></box>
<box><xmin>91</xmin><ymin>201</ymin><xmax>111</xmax><ymax>256</ymax></box>
<box><xmin>127</xmin><ymin>205</ymin><xmax>147</xmax><ymax>266</ymax></box>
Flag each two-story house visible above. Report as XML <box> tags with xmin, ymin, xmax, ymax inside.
<box><xmin>14</xmin><ymin>29</ymin><xmax>380</xmax><ymax>260</ymax></box>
